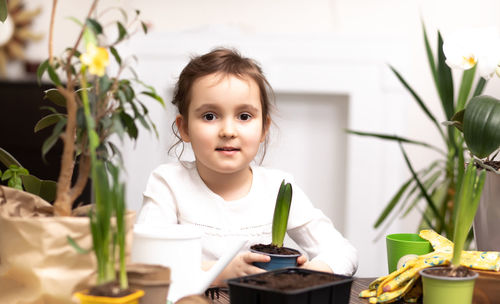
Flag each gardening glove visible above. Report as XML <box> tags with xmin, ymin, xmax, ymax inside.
<box><xmin>359</xmin><ymin>230</ymin><xmax>500</xmax><ymax>304</ymax></box>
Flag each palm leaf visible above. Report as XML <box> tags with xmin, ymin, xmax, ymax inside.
<box><xmin>346</xmin><ymin>130</ymin><xmax>445</xmax><ymax>154</ymax></box>
<box><xmin>399</xmin><ymin>143</ymin><xmax>443</xmax><ymax>227</ymax></box>
<box><xmin>436</xmin><ymin>31</ymin><xmax>455</xmax><ymax>120</ymax></box>
<box><xmin>373</xmin><ymin>177</ymin><xmax>413</xmax><ymax>228</ymax></box>
<box><xmin>422</xmin><ymin>22</ymin><xmax>439</xmax><ymax>92</ymax></box>
<box><xmin>389</xmin><ymin>65</ymin><xmax>446</xmax><ymax>142</ymax></box>
<box><xmin>402</xmin><ymin>170</ymin><xmax>442</xmax><ymax>217</ymax></box>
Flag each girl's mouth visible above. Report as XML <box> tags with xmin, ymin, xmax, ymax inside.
<box><xmin>215</xmin><ymin>147</ymin><xmax>240</xmax><ymax>152</ymax></box>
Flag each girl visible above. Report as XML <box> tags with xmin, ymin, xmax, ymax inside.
<box><xmin>136</xmin><ymin>48</ymin><xmax>358</xmax><ymax>285</ymax></box>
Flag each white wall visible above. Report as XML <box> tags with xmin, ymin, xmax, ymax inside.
<box><xmin>13</xmin><ymin>0</ymin><xmax>500</xmax><ymax>276</ymax></box>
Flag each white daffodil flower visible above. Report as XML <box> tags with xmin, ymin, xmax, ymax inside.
<box><xmin>443</xmin><ymin>27</ymin><xmax>500</xmax><ymax>79</ymax></box>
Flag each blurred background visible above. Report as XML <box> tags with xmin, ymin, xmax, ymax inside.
<box><xmin>3</xmin><ymin>0</ymin><xmax>500</xmax><ymax>276</ymax></box>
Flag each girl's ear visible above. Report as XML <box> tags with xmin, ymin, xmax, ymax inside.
<box><xmin>261</xmin><ymin>115</ymin><xmax>271</xmax><ymax>143</ymax></box>
<box><xmin>175</xmin><ymin>114</ymin><xmax>190</xmax><ymax>142</ymax></box>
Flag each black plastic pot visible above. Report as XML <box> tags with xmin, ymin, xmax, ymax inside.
<box><xmin>227</xmin><ymin>268</ymin><xmax>353</xmax><ymax>304</ymax></box>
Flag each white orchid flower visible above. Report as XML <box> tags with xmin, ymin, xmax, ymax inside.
<box><xmin>443</xmin><ymin>27</ymin><xmax>500</xmax><ymax>79</ymax></box>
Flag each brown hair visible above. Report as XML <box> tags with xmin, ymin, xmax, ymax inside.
<box><xmin>170</xmin><ymin>47</ymin><xmax>275</xmax><ymax>162</ymax></box>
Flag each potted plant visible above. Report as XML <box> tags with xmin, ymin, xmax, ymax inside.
<box><xmin>446</xmin><ymin>94</ymin><xmax>500</xmax><ymax>252</ymax></box>
<box><xmin>232</xmin><ymin>181</ymin><xmax>354</xmax><ymax>304</ymax></box>
<box><xmin>0</xmin><ymin>0</ymin><xmax>164</xmax><ymax>302</ymax></box>
<box><xmin>347</xmin><ymin>23</ymin><xmax>491</xmax><ymax>241</ymax></box>
<box><xmin>249</xmin><ymin>180</ymin><xmax>301</xmax><ymax>271</ymax></box>
<box><xmin>419</xmin><ymin>162</ymin><xmax>486</xmax><ymax>304</ymax></box>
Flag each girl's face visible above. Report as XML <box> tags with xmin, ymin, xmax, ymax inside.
<box><xmin>176</xmin><ymin>73</ymin><xmax>269</xmax><ymax>178</ymax></box>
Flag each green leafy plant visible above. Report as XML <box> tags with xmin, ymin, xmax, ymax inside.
<box><xmin>348</xmin><ymin>23</ymin><xmax>489</xmax><ymax>240</ymax></box>
<box><xmin>1</xmin><ymin>165</ymin><xmax>29</xmax><ymax>190</ymax></box>
<box><xmin>451</xmin><ymin>162</ymin><xmax>486</xmax><ymax>268</ymax></box>
<box><xmin>33</xmin><ymin>0</ymin><xmax>163</xmax><ymax>216</ymax></box>
<box><xmin>0</xmin><ymin>147</ymin><xmax>57</xmax><ymax>201</ymax></box>
<box><xmin>271</xmin><ymin>180</ymin><xmax>293</xmax><ymax>247</ymax></box>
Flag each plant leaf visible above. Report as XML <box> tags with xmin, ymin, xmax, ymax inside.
<box><xmin>436</xmin><ymin>31</ymin><xmax>454</xmax><ymax>120</ymax></box>
<box><xmin>271</xmin><ymin>180</ymin><xmax>292</xmax><ymax>247</ymax></box>
<box><xmin>141</xmin><ymin>21</ymin><xmax>148</xmax><ymax>34</ymax></box>
<box><xmin>47</xmin><ymin>65</ymin><xmax>62</xmax><ymax>87</ymax></box>
<box><xmin>109</xmin><ymin>46</ymin><xmax>121</xmax><ymax>65</ymax></box>
<box><xmin>456</xmin><ymin>65</ymin><xmax>476</xmax><ymax>111</ymax></box>
<box><xmin>36</xmin><ymin>59</ymin><xmax>49</xmax><ymax>85</ymax></box>
<box><xmin>346</xmin><ymin>130</ymin><xmax>445</xmax><ymax>155</ymax></box>
<box><xmin>21</xmin><ymin>175</ymin><xmax>57</xmax><ymax>202</ymax></box>
<box><xmin>373</xmin><ymin>177</ymin><xmax>413</xmax><ymax>228</ymax></box>
<box><xmin>0</xmin><ymin>0</ymin><xmax>7</xmax><ymax>22</ymax></box>
<box><xmin>463</xmin><ymin>95</ymin><xmax>500</xmax><ymax>158</ymax></box>
<box><xmin>0</xmin><ymin>147</ymin><xmax>22</xmax><ymax>167</ymax></box>
<box><xmin>115</xmin><ymin>22</ymin><xmax>127</xmax><ymax>43</ymax></box>
<box><xmin>389</xmin><ymin>65</ymin><xmax>445</xmax><ymax>140</ymax></box>
<box><xmin>67</xmin><ymin>236</ymin><xmax>92</xmax><ymax>254</ymax></box>
<box><xmin>86</xmin><ymin>18</ymin><xmax>103</xmax><ymax>35</ymax></box>
<box><xmin>472</xmin><ymin>77</ymin><xmax>487</xmax><ymax>97</ymax></box>
<box><xmin>34</xmin><ymin>113</ymin><xmax>66</xmax><ymax>133</ymax></box>
<box><xmin>451</xmin><ymin>163</ymin><xmax>486</xmax><ymax>266</ymax></box>
<box><xmin>422</xmin><ymin>21</ymin><xmax>438</xmax><ymax>93</ymax></box>
<box><xmin>44</xmin><ymin>88</ymin><xmax>67</xmax><ymax>107</ymax></box>
<box><xmin>41</xmin><ymin>118</ymin><xmax>67</xmax><ymax>160</ymax></box>
<box><xmin>399</xmin><ymin>143</ymin><xmax>443</xmax><ymax>227</ymax></box>
<box><xmin>140</xmin><ymin>91</ymin><xmax>165</xmax><ymax>106</ymax></box>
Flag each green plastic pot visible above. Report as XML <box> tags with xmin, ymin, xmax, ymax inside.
<box><xmin>386</xmin><ymin>233</ymin><xmax>432</xmax><ymax>273</ymax></box>
<box><xmin>419</xmin><ymin>267</ymin><xmax>478</xmax><ymax>304</ymax></box>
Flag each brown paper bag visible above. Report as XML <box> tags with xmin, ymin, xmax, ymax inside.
<box><xmin>0</xmin><ymin>186</ymin><xmax>135</xmax><ymax>304</ymax></box>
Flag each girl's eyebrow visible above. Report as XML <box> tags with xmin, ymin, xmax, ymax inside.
<box><xmin>193</xmin><ymin>104</ymin><xmax>219</xmax><ymax>113</ymax></box>
<box><xmin>193</xmin><ymin>103</ymin><xmax>261</xmax><ymax>113</ymax></box>
<box><xmin>237</xmin><ymin>104</ymin><xmax>260</xmax><ymax>113</ymax></box>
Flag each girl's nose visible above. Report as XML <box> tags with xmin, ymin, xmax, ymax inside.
<box><xmin>219</xmin><ymin>119</ymin><xmax>237</xmax><ymax>138</ymax></box>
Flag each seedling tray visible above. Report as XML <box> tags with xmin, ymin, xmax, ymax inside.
<box><xmin>227</xmin><ymin>268</ymin><xmax>353</xmax><ymax>304</ymax></box>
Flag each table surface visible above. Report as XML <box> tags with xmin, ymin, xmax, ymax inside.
<box><xmin>207</xmin><ymin>277</ymin><xmax>374</xmax><ymax>304</ymax></box>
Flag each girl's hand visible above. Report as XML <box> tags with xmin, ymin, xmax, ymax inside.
<box><xmin>210</xmin><ymin>252</ymin><xmax>270</xmax><ymax>286</ymax></box>
<box><xmin>296</xmin><ymin>254</ymin><xmax>308</xmax><ymax>267</ymax></box>
<box><xmin>299</xmin><ymin>259</ymin><xmax>333</xmax><ymax>273</ymax></box>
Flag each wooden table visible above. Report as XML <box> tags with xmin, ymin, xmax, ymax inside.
<box><xmin>207</xmin><ymin>277</ymin><xmax>375</xmax><ymax>304</ymax></box>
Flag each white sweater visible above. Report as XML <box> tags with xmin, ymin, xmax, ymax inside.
<box><xmin>136</xmin><ymin>161</ymin><xmax>358</xmax><ymax>276</ymax></box>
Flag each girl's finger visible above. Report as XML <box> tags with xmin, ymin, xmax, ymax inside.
<box><xmin>243</xmin><ymin>252</ymin><xmax>271</xmax><ymax>263</ymax></box>
<box><xmin>297</xmin><ymin>255</ymin><xmax>307</xmax><ymax>265</ymax></box>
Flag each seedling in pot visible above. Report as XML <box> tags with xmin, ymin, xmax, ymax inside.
<box><xmin>423</xmin><ymin>162</ymin><xmax>486</xmax><ymax>278</ymax></box>
<box><xmin>250</xmin><ymin>180</ymin><xmax>301</xmax><ymax>270</ymax></box>
<box><xmin>272</xmin><ymin>179</ymin><xmax>292</xmax><ymax>248</ymax></box>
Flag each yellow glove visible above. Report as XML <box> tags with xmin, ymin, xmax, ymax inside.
<box><xmin>359</xmin><ymin>230</ymin><xmax>500</xmax><ymax>304</ymax></box>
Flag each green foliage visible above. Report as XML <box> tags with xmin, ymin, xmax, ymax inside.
<box><xmin>451</xmin><ymin>163</ymin><xmax>486</xmax><ymax>266</ymax></box>
<box><xmin>0</xmin><ymin>0</ymin><xmax>6</xmax><ymax>22</ymax></box>
<box><xmin>1</xmin><ymin>165</ymin><xmax>29</xmax><ymax>190</ymax></box>
<box><xmin>0</xmin><ymin>148</ymin><xmax>57</xmax><ymax>201</ymax></box>
<box><xmin>348</xmin><ymin>23</ymin><xmax>489</xmax><ymax>240</ymax></box>
<box><xmin>35</xmin><ymin>4</ymin><xmax>164</xmax><ymax>187</ymax></box>
<box><xmin>271</xmin><ymin>180</ymin><xmax>293</xmax><ymax>247</ymax></box>
<box><xmin>447</xmin><ymin>95</ymin><xmax>500</xmax><ymax>161</ymax></box>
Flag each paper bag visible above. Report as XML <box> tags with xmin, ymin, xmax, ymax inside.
<box><xmin>0</xmin><ymin>186</ymin><xmax>135</xmax><ymax>304</ymax></box>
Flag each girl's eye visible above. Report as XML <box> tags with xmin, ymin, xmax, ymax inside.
<box><xmin>239</xmin><ymin>113</ymin><xmax>252</xmax><ymax>121</ymax></box>
<box><xmin>203</xmin><ymin>113</ymin><xmax>217</xmax><ymax>121</ymax></box>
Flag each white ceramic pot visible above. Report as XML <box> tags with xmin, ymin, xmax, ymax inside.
<box><xmin>131</xmin><ymin>224</ymin><xmax>244</xmax><ymax>303</ymax></box>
